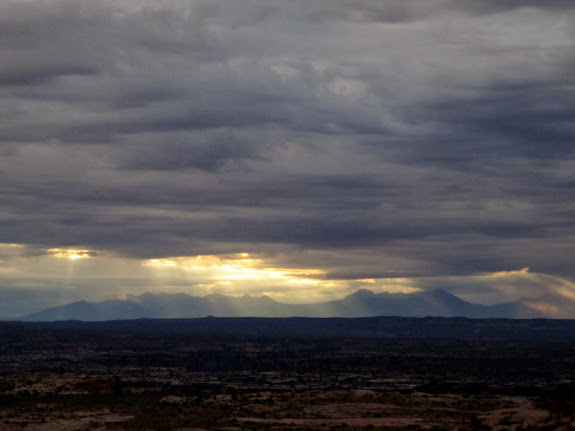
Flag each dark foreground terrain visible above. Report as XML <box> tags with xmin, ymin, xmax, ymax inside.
<box><xmin>0</xmin><ymin>317</ymin><xmax>573</xmax><ymax>430</ymax></box>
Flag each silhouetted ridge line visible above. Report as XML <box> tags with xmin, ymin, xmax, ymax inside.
<box><xmin>19</xmin><ymin>289</ymin><xmax>546</xmax><ymax>321</ymax></box>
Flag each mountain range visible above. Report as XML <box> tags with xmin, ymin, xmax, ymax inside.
<box><xmin>18</xmin><ymin>289</ymin><xmax>545</xmax><ymax>321</ymax></box>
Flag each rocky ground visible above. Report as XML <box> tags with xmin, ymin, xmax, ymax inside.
<box><xmin>0</xmin><ymin>374</ymin><xmax>573</xmax><ymax>431</ymax></box>
<box><xmin>0</xmin><ymin>321</ymin><xmax>573</xmax><ymax>430</ymax></box>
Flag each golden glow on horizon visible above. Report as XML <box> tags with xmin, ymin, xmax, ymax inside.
<box><xmin>142</xmin><ymin>253</ymin><xmax>326</xmax><ymax>284</ymax></box>
<box><xmin>1</xmin><ymin>244</ymin><xmax>574</xmax><ymax>315</ymax></box>
<box><xmin>485</xmin><ymin>267</ymin><xmax>530</xmax><ymax>278</ymax></box>
<box><xmin>48</xmin><ymin>248</ymin><xmax>94</xmax><ymax>260</ymax></box>
<box><xmin>139</xmin><ymin>253</ymin><xmax>429</xmax><ymax>300</ymax></box>
<box><xmin>525</xmin><ymin>301</ymin><xmax>561</xmax><ymax>317</ymax></box>
<box><xmin>555</xmin><ymin>285</ymin><xmax>575</xmax><ymax>301</ymax></box>
<box><xmin>145</xmin><ymin>258</ymin><xmax>178</xmax><ymax>267</ymax></box>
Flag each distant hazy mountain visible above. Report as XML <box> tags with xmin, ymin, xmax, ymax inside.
<box><xmin>19</xmin><ymin>289</ymin><xmax>545</xmax><ymax>321</ymax></box>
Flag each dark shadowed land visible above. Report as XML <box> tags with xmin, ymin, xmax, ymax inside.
<box><xmin>0</xmin><ymin>317</ymin><xmax>574</xmax><ymax>430</ymax></box>
<box><xmin>7</xmin><ymin>315</ymin><xmax>575</xmax><ymax>341</ymax></box>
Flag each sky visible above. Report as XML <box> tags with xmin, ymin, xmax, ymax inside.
<box><xmin>1</xmin><ymin>0</ymin><xmax>574</xmax><ymax>318</ymax></box>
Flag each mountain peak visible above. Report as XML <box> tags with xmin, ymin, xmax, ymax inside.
<box><xmin>346</xmin><ymin>289</ymin><xmax>376</xmax><ymax>299</ymax></box>
<box><xmin>20</xmin><ymin>288</ymin><xmax>550</xmax><ymax>321</ymax></box>
<box><xmin>426</xmin><ymin>288</ymin><xmax>461</xmax><ymax>299</ymax></box>
<box><xmin>258</xmin><ymin>295</ymin><xmax>278</xmax><ymax>303</ymax></box>
<box><xmin>427</xmin><ymin>288</ymin><xmax>452</xmax><ymax>296</ymax></box>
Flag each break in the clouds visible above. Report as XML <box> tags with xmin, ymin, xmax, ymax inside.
<box><xmin>0</xmin><ymin>0</ymin><xmax>574</xmax><ymax>317</ymax></box>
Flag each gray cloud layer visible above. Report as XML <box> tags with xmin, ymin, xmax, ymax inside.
<box><xmin>1</xmin><ymin>0</ymin><xmax>574</xmax><ymax>285</ymax></box>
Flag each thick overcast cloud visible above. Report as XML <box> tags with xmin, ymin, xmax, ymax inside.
<box><xmin>0</xmin><ymin>0</ymin><xmax>574</xmax><ymax>316</ymax></box>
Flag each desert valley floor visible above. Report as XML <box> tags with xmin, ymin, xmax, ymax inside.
<box><xmin>0</xmin><ymin>317</ymin><xmax>573</xmax><ymax>431</ymax></box>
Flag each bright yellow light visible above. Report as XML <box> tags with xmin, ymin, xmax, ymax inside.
<box><xmin>289</xmin><ymin>278</ymin><xmax>321</xmax><ymax>285</ymax></box>
<box><xmin>141</xmin><ymin>254</ymin><xmax>327</xmax><ymax>283</ymax></box>
<box><xmin>139</xmin><ymin>253</ymin><xmax>430</xmax><ymax>301</ymax></box>
<box><xmin>143</xmin><ymin>258</ymin><xmax>178</xmax><ymax>267</ymax></box>
<box><xmin>48</xmin><ymin>248</ymin><xmax>94</xmax><ymax>260</ymax></box>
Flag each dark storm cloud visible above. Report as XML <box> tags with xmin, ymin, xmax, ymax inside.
<box><xmin>302</xmin><ymin>0</ymin><xmax>420</xmax><ymax>23</ymax></box>
<box><xmin>449</xmin><ymin>0</ymin><xmax>575</xmax><ymax>15</ymax></box>
<box><xmin>0</xmin><ymin>0</ymin><xmax>574</xmax><ymax>285</ymax></box>
<box><xmin>404</xmin><ymin>84</ymin><xmax>574</xmax><ymax>165</ymax></box>
<box><xmin>0</xmin><ymin>64</ymin><xmax>97</xmax><ymax>87</ymax></box>
<box><xmin>296</xmin><ymin>0</ymin><xmax>575</xmax><ymax>24</ymax></box>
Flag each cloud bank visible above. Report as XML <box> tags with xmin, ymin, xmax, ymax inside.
<box><xmin>0</xmin><ymin>0</ymin><xmax>574</xmax><ymax>316</ymax></box>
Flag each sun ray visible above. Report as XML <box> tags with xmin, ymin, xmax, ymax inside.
<box><xmin>47</xmin><ymin>248</ymin><xmax>95</xmax><ymax>260</ymax></box>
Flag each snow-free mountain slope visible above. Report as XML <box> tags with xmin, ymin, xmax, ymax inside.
<box><xmin>20</xmin><ymin>289</ymin><xmax>545</xmax><ymax>321</ymax></box>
